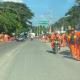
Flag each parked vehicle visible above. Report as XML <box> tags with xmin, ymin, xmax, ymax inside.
<box><xmin>29</xmin><ymin>33</ymin><xmax>35</xmax><ymax>41</ymax></box>
<box><xmin>16</xmin><ymin>36</ymin><xmax>25</xmax><ymax>42</ymax></box>
<box><xmin>15</xmin><ymin>32</ymin><xmax>28</xmax><ymax>42</ymax></box>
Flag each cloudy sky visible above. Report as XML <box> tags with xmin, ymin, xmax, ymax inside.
<box><xmin>0</xmin><ymin>0</ymin><xmax>75</xmax><ymax>25</ymax></box>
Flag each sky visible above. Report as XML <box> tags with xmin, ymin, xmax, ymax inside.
<box><xmin>1</xmin><ymin>0</ymin><xmax>75</xmax><ymax>25</ymax></box>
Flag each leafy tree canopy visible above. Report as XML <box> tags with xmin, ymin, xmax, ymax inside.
<box><xmin>0</xmin><ymin>2</ymin><xmax>34</xmax><ymax>35</ymax></box>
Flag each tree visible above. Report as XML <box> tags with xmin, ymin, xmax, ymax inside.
<box><xmin>65</xmin><ymin>0</ymin><xmax>80</xmax><ymax>27</ymax></box>
<box><xmin>76</xmin><ymin>0</ymin><xmax>80</xmax><ymax>5</ymax></box>
<box><xmin>0</xmin><ymin>2</ymin><xmax>34</xmax><ymax>35</ymax></box>
<box><xmin>51</xmin><ymin>0</ymin><xmax>80</xmax><ymax>30</ymax></box>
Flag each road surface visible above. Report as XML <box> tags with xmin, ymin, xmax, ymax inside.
<box><xmin>0</xmin><ymin>40</ymin><xmax>80</xmax><ymax>80</ymax></box>
<box><xmin>0</xmin><ymin>41</ymin><xmax>22</xmax><ymax>56</ymax></box>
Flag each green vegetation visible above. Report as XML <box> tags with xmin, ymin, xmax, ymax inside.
<box><xmin>0</xmin><ymin>2</ymin><xmax>33</xmax><ymax>35</ymax></box>
<box><xmin>51</xmin><ymin>0</ymin><xmax>80</xmax><ymax>30</ymax></box>
<box><xmin>32</xmin><ymin>26</ymin><xmax>47</xmax><ymax>36</ymax></box>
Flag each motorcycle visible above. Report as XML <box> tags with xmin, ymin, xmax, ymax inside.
<box><xmin>51</xmin><ymin>39</ymin><xmax>60</xmax><ymax>54</ymax></box>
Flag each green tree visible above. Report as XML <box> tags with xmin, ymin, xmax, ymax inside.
<box><xmin>0</xmin><ymin>2</ymin><xmax>34</xmax><ymax>35</ymax></box>
<box><xmin>65</xmin><ymin>0</ymin><xmax>80</xmax><ymax>27</ymax></box>
<box><xmin>51</xmin><ymin>0</ymin><xmax>80</xmax><ymax>30</ymax></box>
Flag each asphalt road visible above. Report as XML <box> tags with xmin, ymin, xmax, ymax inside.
<box><xmin>0</xmin><ymin>40</ymin><xmax>80</xmax><ymax>80</ymax></box>
<box><xmin>0</xmin><ymin>40</ymin><xmax>23</xmax><ymax>56</ymax></box>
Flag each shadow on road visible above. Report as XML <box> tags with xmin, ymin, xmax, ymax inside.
<box><xmin>46</xmin><ymin>50</ymin><xmax>58</xmax><ymax>54</ymax></box>
<box><xmin>46</xmin><ymin>50</ymin><xmax>53</xmax><ymax>53</ymax></box>
<box><xmin>59</xmin><ymin>50</ymin><xmax>74</xmax><ymax>60</ymax></box>
<box><xmin>46</xmin><ymin>49</ymin><xmax>75</xmax><ymax>60</ymax></box>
